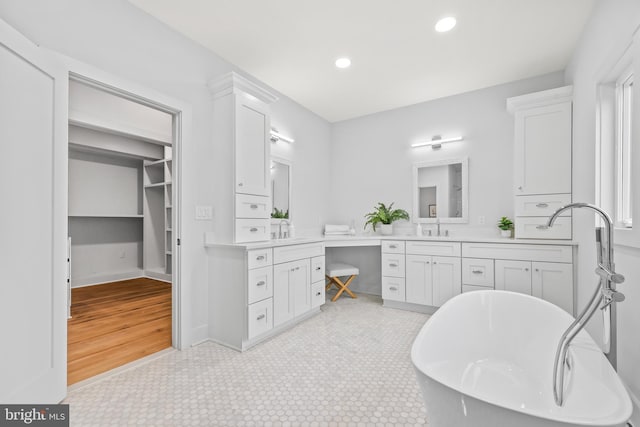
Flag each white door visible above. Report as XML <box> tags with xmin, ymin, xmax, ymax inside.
<box><xmin>432</xmin><ymin>256</ymin><xmax>462</xmax><ymax>307</ymax></box>
<box><xmin>532</xmin><ymin>262</ymin><xmax>574</xmax><ymax>315</ymax></box>
<box><xmin>495</xmin><ymin>260</ymin><xmax>532</xmax><ymax>295</ymax></box>
<box><xmin>273</xmin><ymin>262</ymin><xmax>294</xmax><ymax>327</ymax></box>
<box><xmin>406</xmin><ymin>255</ymin><xmax>433</xmax><ymax>305</ymax></box>
<box><xmin>235</xmin><ymin>92</ymin><xmax>270</xmax><ymax>196</ymax></box>
<box><xmin>0</xmin><ymin>20</ymin><xmax>68</xmax><ymax>403</ymax></box>
<box><xmin>292</xmin><ymin>259</ymin><xmax>311</xmax><ymax>317</ymax></box>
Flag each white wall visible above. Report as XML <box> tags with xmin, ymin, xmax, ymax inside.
<box><xmin>0</xmin><ymin>0</ymin><xmax>331</xmax><ymax>346</ymax></box>
<box><xmin>564</xmin><ymin>0</ymin><xmax>640</xmax><ymax>418</ymax></box>
<box><xmin>327</xmin><ymin>73</ymin><xmax>564</xmax><ymax>294</ymax></box>
<box><xmin>329</xmin><ymin>72</ymin><xmax>565</xmax><ymax>236</ymax></box>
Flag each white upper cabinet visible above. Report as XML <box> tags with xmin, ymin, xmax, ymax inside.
<box><xmin>209</xmin><ymin>72</ymin><xmax>278</xmax><ymax>243</ymax></box>
<box><xmin>508</xmin><ymin>86</ymin><xmax>572</xmax><ymax>195</ymax></box>
<box><xmin>235</xmin><ymin>93</ymin><xmax>270</xmax><ymax>196</ymax></box>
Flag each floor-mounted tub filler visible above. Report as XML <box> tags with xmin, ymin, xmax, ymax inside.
<box><xmin>411</xmin><ymin>290</ymin><xmax>632</xmax><ymax>427</ymax></box>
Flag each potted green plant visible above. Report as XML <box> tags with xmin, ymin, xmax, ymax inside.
<box><xmin>498</xmin><ymin>216</ymin><xmax>514</xmax><ymax>238</ymax></box>
<box><xmin>271</xmin><ymin>207</ymin><xmax>289</xmax><ymax>219</ymax></box>
<box><xmin>364</xmin><ymin>202</ymin><xmax>410</xmax><ymax>235</ymax></box>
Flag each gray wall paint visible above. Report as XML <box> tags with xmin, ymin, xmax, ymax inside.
<box><xmin>564</xmin><ymin>0</ymin><xmax>640</xmax><ymax>417</ymax></box>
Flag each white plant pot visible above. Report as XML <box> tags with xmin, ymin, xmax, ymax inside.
<box><xmin>380</xmin><ymin>224</ymin><xmax>393</xmax><ymax>235</ymax></box>
<box><xmin>500</xmin><ymin>229</ymin><xmax>512</xmax><ymax>238</ymax></box>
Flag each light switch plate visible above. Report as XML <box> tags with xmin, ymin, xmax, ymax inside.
<box><xmin>196</xmin><ymin>206</ymin><xmax>213</xmax><ymax>220</ymax></box>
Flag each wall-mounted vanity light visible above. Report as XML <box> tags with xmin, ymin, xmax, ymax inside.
<box><xmin>270</xmin><ymin>128</ymin><xmax>295</xmax><ymax>144</ymax></box>
<box><xmin>411</xmin><ymin>135</ymin><xmax>463</xmax><ymax>149</ymax></box>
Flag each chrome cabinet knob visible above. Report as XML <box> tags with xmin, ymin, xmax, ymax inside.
<box><xmin>256</xmin><ymin>314</ymin><xmax>265</xmax><ymax>320</ymax></box>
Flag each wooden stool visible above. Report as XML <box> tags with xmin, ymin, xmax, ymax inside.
<box><xmin>325</xmin><ymin>263</ymin><xmax>359</xmax><ymax>302</ymax></box>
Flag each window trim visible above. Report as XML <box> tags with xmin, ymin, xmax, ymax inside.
<box><xmin>614</xmin><ymin>66</ymin><xmax>633</xmax><ymax>229</ymax></box>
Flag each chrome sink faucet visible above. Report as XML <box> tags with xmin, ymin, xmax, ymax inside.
<box><xmin>278</xmin><ymin>219</ymin><xmax>289</xmax><ymax>239</ymax></box>
<box><xmin>436</xmin><ymin>218</ymin><xmax>441</xmax><ymax>236</ymax></box>
<box><xmin>546</xmin><ymin>203</ymin><xmax>625</xmax><ymax>406</ymax></box>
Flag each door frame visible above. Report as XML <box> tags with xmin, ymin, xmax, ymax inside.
<box><xmin>52</xmin><ymin>51</ymin><xmax>191</xmax><ymax>351</ymax></box>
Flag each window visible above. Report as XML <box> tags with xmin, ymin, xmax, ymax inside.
<box><xmin>615</xmin><ymin>68</ymin><xmax>633</xmax><ymax>228</ymax></box>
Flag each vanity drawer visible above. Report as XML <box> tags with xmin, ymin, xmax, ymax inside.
<box><xmin>236</xmin><ymin>194</ymin><xmax>270</xmax><ymax>218</ymax></box>
<box><xmin>406</xmin><ymin>241</ymin><xmax>461</xmax><ymax>257</ymax></box>
<box><xmin>462</xmin><ymin>242</ymin><xmax>572</xmax><ymax>263</ymax></box>
<box><xmin>462</xmin><ymin>258</ymin><xmax>494</xmax><ymax>287</ymax></box>
<box><xmin>247</xmin><ymin>298</ymin><xmax>273</xmax><ymax>340</ymax></box>
<box><xmin>381</xmin><ymin>253</ymin><xmax>405</xmax><ymax>277</ymax></box>
<box><xmin>247</xmin><ymin>266</ymin><xmax>273</xmax><ymax>304</ymax></box>
<box><xmin>236</xmin><ymin>219</ymin><xmax>270</xmax><ymax>243</ymax></box>
<box><xmin>382</xmin><ymin>240</ymin><xmax>405</xmax><ymax>254</ymax></box>
<box><xmin>247</xmin><ymin>248</ymin><xmax>273</xmax><ymax>269</ymax></box>
<box><xmin>311</xmin><ymin>280</ymin><xmax>326</xmax><ymax>308</ymax></box>
<box><xmin>382</xmin><ymin>276</ymin><xmax>406</xmax><ymax>302</ymax></box>
<box><xmin>515</xmin><ymin>216</ymin><xmax>572</xmax><ymax>240</ymax></box>
<box><xmin>311</xmin><ymin>256</ymin><xmax>325</xmax><ymax>283</ymax></box>
<box><xmin>273</xmin><ymin>242</ymin><xmax>324</xmax><ymax>264</ymax></box>
<box><xmin>515</xmin><ymin>194</ymin><xmax>571</xmax><ymax>217</ymax></box>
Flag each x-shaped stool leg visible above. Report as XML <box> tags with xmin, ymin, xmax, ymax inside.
<box><xmin>325</xmin><ymin>274</ymin><xmax>358</xmax><ymax>302</ymax></box>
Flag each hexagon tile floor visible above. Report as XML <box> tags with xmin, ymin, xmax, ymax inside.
<box><xmin>64</xmin><ymin>293</ymin><xmax>430</xmax><ymax>426</ymax></box>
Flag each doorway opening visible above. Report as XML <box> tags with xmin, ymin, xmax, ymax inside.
<box><xmin>66</xmin><ymin>77</ymin><xmax>180</xmax><ymax>385</ymax></box>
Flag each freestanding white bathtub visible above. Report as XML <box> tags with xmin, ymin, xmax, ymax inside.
<box><xmin>411</xmin><ymin>290</ymin><xmax>632</xmax><ymax>427</ymax></box>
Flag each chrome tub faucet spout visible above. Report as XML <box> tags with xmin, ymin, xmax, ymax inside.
<box><xmin>547</xmin><ymin>203</ymin><xmax>625</xmax><ymax>406</ymax></box>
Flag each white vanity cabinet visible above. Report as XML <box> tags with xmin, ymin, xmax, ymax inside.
<box><xmin>507</xmin><ymin>86</ymin><xmax>573</xmax><ymax>239</ymax></box>
<box><xmin>406</xmin><ymin>255</ymin><xmax>461</xmax><ymax>307</ymax></box>
<box><xmin>209</xmin><ymin>72</ymin><xmax>278</xmax><ymax>243</ymax></box>
<box><xmin>495</xmin><ymin>260</ymin><xmax>573</xmax><ymax>314</ymax></box>
<box><xmin>273</xmin><ymin>258</ymin><xmax>310</xmax><ymax>326</ymax></box>
<box><xmin>272</xmin><ymin>242</ymin><xmax>325</xmax><ymax>327</ymax></box>
<box><xmin>463</xmin><ymin>242</ymin><xmax>575</xmax><ymax>314</ymax></box>
<box><xmin>381</xmin><ymin>240</ymin><xmax>406</xmax><ymax>302</ymax></box>
<box><xmin>382</xmin><ymin>240</ymin><xmax>461</xmax><ymax>309</ymax></box>
<box><xmin>461</xmin><ymin>257</ymin><xmax>495</xmax><ymax>293</ymax></box>
<box><xmin>207</xmin><ymin>241</ymin><xmax>324</xmax><ymax>351</ymax></box>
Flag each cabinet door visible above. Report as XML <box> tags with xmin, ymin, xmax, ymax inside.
<box><xmin>495</xmin><ymin>260</ymin><xmax>532</xmax><ymax>295</ymax></box>
<box><xmin>235</xmin><ymin>93</ymin><xmax>270</xmax><ymax>196</ymax></box>
<box><xmin>273</xmin><ymin>262</ymin><xmax>294</xmax><ymax>326</ymax></box>
<box><xmin>514</xmin><ymin>101</ymin><xmax>571</xmax><ymax>195</ymax></box>
<box><xmin>432</xmin><ymin>256</ymin><xmax>462</xmax><ymax>307</ymax></box>
<box><xmin>532</xmin><ymin>262</ymin><xmax>574</xmax><ymax>315</ymax></box>
<box><xmin>292</xmin><ymin>259</ymin><xmax>311</xmax><ymax>317</ymax></box>
<box><xmin>405</xmin><ymin>255</ymin><xmax>433</xmax><ymax>305</ymax></box>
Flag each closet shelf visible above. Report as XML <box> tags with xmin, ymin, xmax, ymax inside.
<box><xmin>69</xmin><ymin>111</ymin><xmax>172</xmax><ymax>146</ymax></box>
<box><xmin>144</xmin><ymin>182</ymin><xmax>166</xmax><ymax>189</ymax></box>
<box><xmin>145</xmin><ymin>159</ymin><xmax>166</xmax><ymax>167</ymax></box>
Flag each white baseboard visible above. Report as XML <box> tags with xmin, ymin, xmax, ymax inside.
<box><xmin>145</xmin><ymin>269</ymin><xmax>172</xmax><ymax>282</ymax></box>
<box><xmin>71</xmin><ymin>270</ymin><xmax>144</xmax><ymax>288</ymax></box>
<box><xmin>189</xmin><ymin>324</ymin><xmax>209</xmax><ymax>348</ymax></box>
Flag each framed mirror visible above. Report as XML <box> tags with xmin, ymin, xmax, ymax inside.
<box><xmin>271</xmin><ymin>157</ymin><xmax>291</xmax><ymax>222</ymax></box>
<box><xmin>412</xmin><ymin>157</ymin><xmax>468</xmax><ymax>223</ymax></box>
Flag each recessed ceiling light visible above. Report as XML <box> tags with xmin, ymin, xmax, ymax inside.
<box><xmin>335</xmin><ymin>57</ymin><xmax>351</xmax><ymax>69</ymax></box>
<box><xmin>435</xmin><ymin>16</ymin><xmax>456</xmax><ymax>32</ymax></box>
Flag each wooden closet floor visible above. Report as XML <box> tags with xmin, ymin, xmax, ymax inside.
<box><xmin>68</xmin><ymin>278</ymin><xmax>172</xmax><ymax>385</ymax></box>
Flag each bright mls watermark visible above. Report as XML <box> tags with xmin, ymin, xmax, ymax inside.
<box><xmin>0</xmin><ymin>405</ymin><xmax>68</xmax><ymax>426</ymax></box>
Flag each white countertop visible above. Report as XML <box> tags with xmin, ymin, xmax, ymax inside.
<box><xmin>204</xmin><ymin>232</ymin><xmax>578</xmax><ymax>250</ymax></box>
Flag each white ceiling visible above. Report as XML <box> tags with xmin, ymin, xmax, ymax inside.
<box><xmin>128</xmin><ymin>0</ymin><xmax>596</xmax><ymax>123</ymax></box>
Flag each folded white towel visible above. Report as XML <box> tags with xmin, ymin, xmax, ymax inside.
<box><xmin>325</xmin><ymin>224</ymin><xmax>350</xmax><ymax>233</ymax></box>
<box><xmin>324</xmin><ymin>231</ymin><xmax>351</xmax><ymax>236</ymax></box>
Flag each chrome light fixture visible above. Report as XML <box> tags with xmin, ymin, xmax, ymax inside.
<box><xmin>270</xmin><ymin>128</ymin><xmax>294</xmax><ymax>144</ymax></box>
<box><xmin>411</xmin><ymin>135</ymin><xmax>463</xmax><ymax>149</ymax></box>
